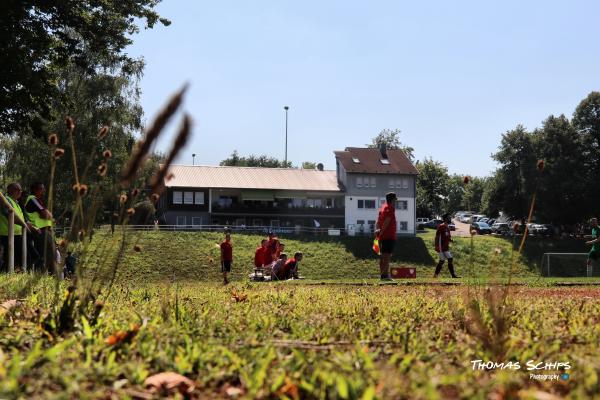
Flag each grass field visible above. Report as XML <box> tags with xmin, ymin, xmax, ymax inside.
<box><xmin>1</xmin><ymin>276</ymin><xmax>599</xmax><ymax>399</ymax></box>
<box><xmin>90</xmin><ymin>229</ymin><xmax>593</xmax><ymax>283</ymax></box>
<box><xmin>1</xmin><ymin>230</ymin><xmax>599</xmax><ymax>399</ymax></box>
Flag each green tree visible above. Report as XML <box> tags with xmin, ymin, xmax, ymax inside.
<box><xmin>415</xmin><ymin>158</ymin><xmax>449</xmax><ymax>217</ymax></box>
<box><xmin>446</xmin><ymin>174</ymin><xmax>466</xmax><ymax>213</ymax></box>
<box><xmin>463</xmin><ymin>176</ymin><xmax>487</xmax><ymax>214</ymax></box>
<box><xmin>0</xmin><ymin>0</ymin><xmax>169</xmax><ymax>135</ymax></box>
<box><xmin>301</xmin><ymin>161</ymin><xmax>317</xmax><ymax>169</ymax></box>
<box><xmin>220</xmin><ymin>151</ymin><xmax>292</xmax><ymax>168</ymax></box>
<box><xmin>481</xmin><ymin>172</ymin><xmax>503</xmax><ymax>217</ymax></box>
<box><xmin>491</xmin><ymin>125</ymin><xmax>538</xmax><ymax>220</ymax></box>
<box><xmin>573</xmin><ymin>91</ymin><xmax>600</xmax><ymax>214</ymax></box>
<box><xmin>367</xmin><ymin>129</ymin><xmax>415</xmax><ymax>161</ymax></box>
<box><xmin>533</xmin><ymin>115</ymin><xmax>587</xmax><ymax>224</ymax></box>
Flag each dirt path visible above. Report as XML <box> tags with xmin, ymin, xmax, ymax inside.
<box><xmin>452</xmin><ymin>218</ymin><xmax>472</xmax><ymax>237</ymax></box>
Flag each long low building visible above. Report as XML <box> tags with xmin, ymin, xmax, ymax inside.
<box><xmin>157</xmin><ymin>145</ymin><xmax>418</xmax><ymax>235</ymax></box>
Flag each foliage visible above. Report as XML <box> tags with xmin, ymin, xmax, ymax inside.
<box><xmin>367</xmin><ymin>129</ymin><xmax>415</xmax><ymax>161</ymax></box>
<box><xmin>220</xmin><ymin>150</ymin><xmax>292</xmax><ymax>168</ymax></box>
<box><xmin>415</xmin><ymin>158</ymin><xmax>449</xmax><ymax>217</ymax></box>
<box><xmin>0</xmin><ymin>0</ymin><xmax>169</xmax><ymax>136</ymax></box>
<box><xmin>302</xmin><ymin>161</ymin><xmax>318</xmax><ymax>169</ymax></box>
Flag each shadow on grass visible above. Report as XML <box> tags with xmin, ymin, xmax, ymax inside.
<box><xmin>290</xmin><ymin>234</ymin><xmax>436</xmax><ymax>266</ymax></box>
<box><xmin>497</xmin><ymin>235</ymin><xmax>588</xmax><ymax>272</ymax></box>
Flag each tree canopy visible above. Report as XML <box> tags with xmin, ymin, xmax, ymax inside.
<box><xmin>220</xmin><ymin>150</ymin><xmax>292</xmax><ymax>168</ymax></box>
<box><xmin>0</xmin><ymin>0</ymin><xmax>169</xmax><ymax>135</ymax></box>
<box><xmin>367</xmin><ymin>129</ymin><xmax>415</xmax><ymax>161</ymax></box>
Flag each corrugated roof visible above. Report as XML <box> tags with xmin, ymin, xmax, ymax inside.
<box><xmin>334</xmin><ymin>147</ymin><xmax>418</xmax><ymax>174</ymax></box>
<box><xmin>163</xmin><ymin>165</ymin><xmax>342</xmax><ymax>192</ymax></box>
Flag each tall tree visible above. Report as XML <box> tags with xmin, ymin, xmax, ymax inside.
<box><xmin>446</xmin><ymin>174</ymin><xmax>466</xmax><ymax>213</ymax></box>
<box><xmin>573</xmin><ymin>91</ymin><xmax>600</xmax><ymax>212</ymax></box>
<box><xmin>491</xmin><ymin>125</ymin><xmax>538</xmax><ymax>220</ymax></box>
<box><xmin>301</xmin><ymin>161</ymin><xmax>317</xmax><ymax>169</ymax></box>
<box><xmin>415</xmin><ymin>158</ymin><xmax>449</xmax><ymax>217</ymax></box>
<box><xmin>534</xmin><ymin>115</ymin><xmax>587</xmax><ymax>224</ymax></box>
<box><xmin>0</xmin><ymin>0</ymin><xmax>169</xmax><ymax>135</ymax></box>
<box><xmin>367</xmin><ymin>129</ymin><xmax>415</xmax><ymax>161</ymax></box>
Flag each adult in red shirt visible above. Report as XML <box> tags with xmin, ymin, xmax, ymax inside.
<box><xmin>254</xmin><ymin>239</ymin><xmax>268</xmax><ymax>269</ymax></box>
<box><xmin>375</xmin><ymin>192</ymin><xmax>397</xmax><ymax>281</ymax></box>
<box><xmin>434</xmin><ymin>214</ymin><xmax>459</xmax><ymax>278</ymax></box>
<box><xmin>220</xmin><ymin>233</ymin><xmax>233</xmax><ymax>285</ymax></box>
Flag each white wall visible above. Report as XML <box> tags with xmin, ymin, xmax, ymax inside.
<box><xmin>345</xmin><ymin>196</ymin><xmax>415</xmax><ymax>235</ymax></box>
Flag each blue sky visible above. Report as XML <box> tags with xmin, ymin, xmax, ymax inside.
<box><xmin>127</xmin><ymin>0</ymin><xmax>600</xmax><ymax>176</ymax></box>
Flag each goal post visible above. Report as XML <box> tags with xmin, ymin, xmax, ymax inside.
<box><xmin>541</xmin><ymin>253</ymin><xmax>598</xmax><ymax>277</ymax></box>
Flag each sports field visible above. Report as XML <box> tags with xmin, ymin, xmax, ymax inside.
<box><xmin>1</xmin><ymin>231</ymin><xmax>599</xmax><ymax>399</ymax></box>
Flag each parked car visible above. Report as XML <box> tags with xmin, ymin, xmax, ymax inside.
<box><xmin>487</xmin><ymin>218</ymin><xmax>496</xmax><ymax>226</ymax></box>
<box><xmin>471</xmin><ymin>221</ymin><xmax>492</xmax><ymax>234</ymax></box>
<box><xmin>448</xmin><ymin>222</ymin><xmax>456</xmax><ymax>231</ymax></box>
<box><xmin>460</xmin><ymin>214</ymin><xmax>472</xmax><ymax>223</ymax></box>
<box><xmin>479</xmin><ymin>217</ymin><xmax>490</xmax><ymax>224</ymax></box>
<box><xmin>472</xmin><ymin>215</ymin><xmax>486</xmax><ymax>223</ymax></box>
<box><xmin>491</xmin><ymin>222</ymin><xmax>509</xmax><ymax>234</ymax></box>
<box><xmin>424</xmin><ymin>219</ymin><xmax>443</xmax><ymax>229</ymax></box>
<box><xmin>416</xmin><ymin>218</ymin><xmax>430</xmax><ymax>224</ymax></box>
<box><xmin>531</xmin><ymin>224</ymin><xmax>555</xmax><ymax>236</ymax></box>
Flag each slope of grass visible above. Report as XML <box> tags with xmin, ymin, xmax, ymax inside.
<box><xmin>82</xmin><ymin>229</ymin><xmax>572</xmax><ymax>283</ymax></box>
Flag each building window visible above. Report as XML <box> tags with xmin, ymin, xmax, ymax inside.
<box><xmin>370</xmin><ymin>177</ymin><xmax>376</xmax><ymax>188</ymax></box>
<box><xmin>400</xmin><ymin>221</ymin><xmax>408</xmax><ymax>231</ymax></box>
<box><xmin>364</xmin><ymin>200</ymin><xmax>376</xmax><ymax>209</ymax></box>
<box><xmin>326</xmin><ymin>198</ymin><xmax>333</xmax><ymax>208</ymax></box>
<box><xmin>357</xmin><ymin>200</ymin><xmax>364</xmax><ymax>209</ymax></box>
<box><xmin>356</xmin><ymin>176</ymin><xmax>363</xmax><ymax>188</ymax></box>
<box><xmin>184</xmin><ymin>191</ymin><xmax>194</xmax><ymax>204</ymax></box>
<box><xmin>252</xmin><ymin>219</ymin><xmax>263</xmax><ymax>226</ymax></box>
<box><xmin>173</xmin><ymin>191</ymin><xmax>183</xmax><ymax>204</ymax></box>
<box><xmin>194</xmin><ymin>192</ymin><xmax>205</xmax><ymax>205</ymax></box>
<box><xmin>352</xmin><ymin>157</ymin><xmax>360</xmax><ymax>164</ymax></box>
<box><xmin>357</xmin><ymin>219</ymin><xmax>365</xmax><ymax>225</ymax></box>
<box><xmin>270</xmin><ymin>220</ymin><xmax>280</xmax><ymax>227</ymax></box>
<box><xmin>397</xmin><ymin>200</ymin><xmax>408</xmax><ymax>210</ymax></box>
<box><xmin>402</xmin><ymin>178</ymin><xmax>409</xmax><ymax>189</ymax></box>
<box><xmin>388</xmin><ymin>179</ymin><xmax>395</xmax><ymax>189</ymax></box>
<box><xmin>313</xmin><ymin>199</ymin><xmax>322</xmax><ymax>208</ymax></box>
<box><xmin>176</xmin><ymin>216</ymin><xmax>186</xmax><ymax>225</ymax></box>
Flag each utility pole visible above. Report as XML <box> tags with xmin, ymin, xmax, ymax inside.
<box><xmin>284</xmin><ymin>106</ymin><xmax>289</xmax><ymax>167</ymax></box>
<box><xmin>192</xmin><ymin>153</ymin><xmax>196</xmax><ymax>165</ymax></box>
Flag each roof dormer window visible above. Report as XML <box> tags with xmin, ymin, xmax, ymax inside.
<box><xmin>352</xmin><ymin>157</ymin><xmax>360</xmax><ymax>163</ymax></box>
<box><xmin>380</xmin><ymin>159</ymin><xmax>390</xmax><ymax>165</ymax></box>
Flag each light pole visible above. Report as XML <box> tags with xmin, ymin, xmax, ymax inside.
<box><xmin>284</xmin><ymin>106</ymin><xmax>289</xmax><ymax>167</ymax></box>
<box><xmin>192</xmin><ymin>153</ymin><xmax>196</xmax><ymax>165</ymax></box>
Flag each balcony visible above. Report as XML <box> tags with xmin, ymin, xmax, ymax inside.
<box><xmin>211</xmin><ymin>203</ymin><xmax>344</xmax><ymax>216</ymax></box>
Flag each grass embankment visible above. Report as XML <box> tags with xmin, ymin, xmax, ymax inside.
<box><xmin>1</xmin><ymin>276</ymin><xmax>599</xmax><ymax>399</ymax></box>
<box><xmin>93</xmin><ymin>229</ymin><xmax>594</xmax><ymax>283</ymax></box>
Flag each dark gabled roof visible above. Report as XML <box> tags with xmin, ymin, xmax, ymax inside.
<box><xmin>334</xmin><ymin>147</ymin><xmax>418</xmax><ymax>174</ymax></box>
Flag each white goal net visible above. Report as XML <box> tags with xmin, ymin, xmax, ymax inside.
<box><xmin>541</xmin><ymin>253</ymin><xmax>599</xmax><ymax>277</ymax></box>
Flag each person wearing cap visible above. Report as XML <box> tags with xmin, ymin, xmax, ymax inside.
<box><xmin>375</xmin><ymin>192</ymin><xmax>397</xmax><ymax>281</ymax></box>
<box><xmin>434</xmin><ymin>213</ymin><xmax>459</xmax><ymax>278</ymax></box>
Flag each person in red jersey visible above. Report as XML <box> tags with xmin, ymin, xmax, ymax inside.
<box><xmin>220</xmin><ymin>232</ymin><xmax>233</xmax><ymax>285</ymax></box>
<box><xmin>275</xmin><ymin>251</ymin><xmax>303</xmax><ymax>280</ymax></box>
<box><xmin>434</xmin><ymin>213</ymin><xmax>459</xmax><ymax>278</ymax></box>
<box><xmin>265</xmin><ymin>231</ymin><xmax>279</xmax><ymax>265</ymax></box>
<box><xmin>375</xmin><ymin>192</ymin><xmax>397</xmax><ymax>281</ymax></box>
<box><xmin>254</xmin><ymin>239</ymin><xmax>268</xmax><ymax>269</ymax></box>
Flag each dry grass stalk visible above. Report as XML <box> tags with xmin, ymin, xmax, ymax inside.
<box><xmin>121</xmin><ymin>84</ymin><xmax>188</xmax><ymax>186</ymax></box>
<box><xmin>150</xmin><ymin>114</ymin><xmax>192</xmax><ymax>194</ymax></box>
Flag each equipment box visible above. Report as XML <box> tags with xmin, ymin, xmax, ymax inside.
<box><xmin>390</xmin><ymin>267</ymin><xmax>416</xmax><ymax>279</ymax></box>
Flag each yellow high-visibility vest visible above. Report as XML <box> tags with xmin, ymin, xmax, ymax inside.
<box><xmin>25</xmin><ymin>195</ymin><xmax>53</xmax><ymax>229</ymax></box>
<box><xmin>0</xmin><ymin>195</ymin><xmax>25</xmax><ymax>236</ymax></box>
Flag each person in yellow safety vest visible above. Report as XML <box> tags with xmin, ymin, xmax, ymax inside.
<box><xmin>24</xmin><ymin>182</ymin><xmax>55</xmax><ymax>273</ymax></box>
<box><xmin>0</xmin><ymin>183</ymin><xmax>39</xmax><ymax>272</ymax></box>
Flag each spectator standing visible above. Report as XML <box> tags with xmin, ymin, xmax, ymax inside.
<box><xmin>25</xmin><ymin>182</ymin><xmax>55</xmax><ymax>273</ymax></box>
<box><xmin>585</xmin><ymin>217</ymin><xmax>599</xmax><ymax>274</ymax></box>
<box><xmin>64</xmin><ymin>251</ymin><xmax>77</xmax><ymax>279</ymax></box>
<box><xmin>264</xmin><ymin>231</ymin><xmax>279</xmax><ymax>265</ymax></box>
<box><xmin>0</xmin><ymin>183</ymin><xmax>39</xmax><ymax>272</ymax></box>
<box><xmin>375</xmin><ymin>192</ymin><xmax>397</xmax><ymax>281</ymax></box>
<box><xmin>220</xmin><ymin>232</ymin><xmax>233</xmax><ymax>285</ymax></box>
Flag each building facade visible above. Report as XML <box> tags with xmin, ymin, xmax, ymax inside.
<box><xmin>158</xmin><ymin>145</ymin><xmax>418</xmax><ymax>235</ymax></box>
<box><xmin>334</xmin><ymin>146</ymin><xmax>418</xmax><ymax>235</ymax></box>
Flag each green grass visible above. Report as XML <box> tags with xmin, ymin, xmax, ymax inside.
<box><xmin>89</xmin><ymin>229</ymin><xmax>575</xmax><ymax>283</ymax></box>
<box><xmin>1</xmin><ymin>276</ymin><xmax>599</xmax><ymax>399</ymax></box>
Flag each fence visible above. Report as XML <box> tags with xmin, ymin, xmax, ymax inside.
<box><xmin>541</xmin><ymin>252</ymin><xmax>597</xmax><ymax>277</ymax></box>
<box><xmin>0</xmin><ymin>192</ymin><xmax>30</xmax><ymax>273</ymax></box>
